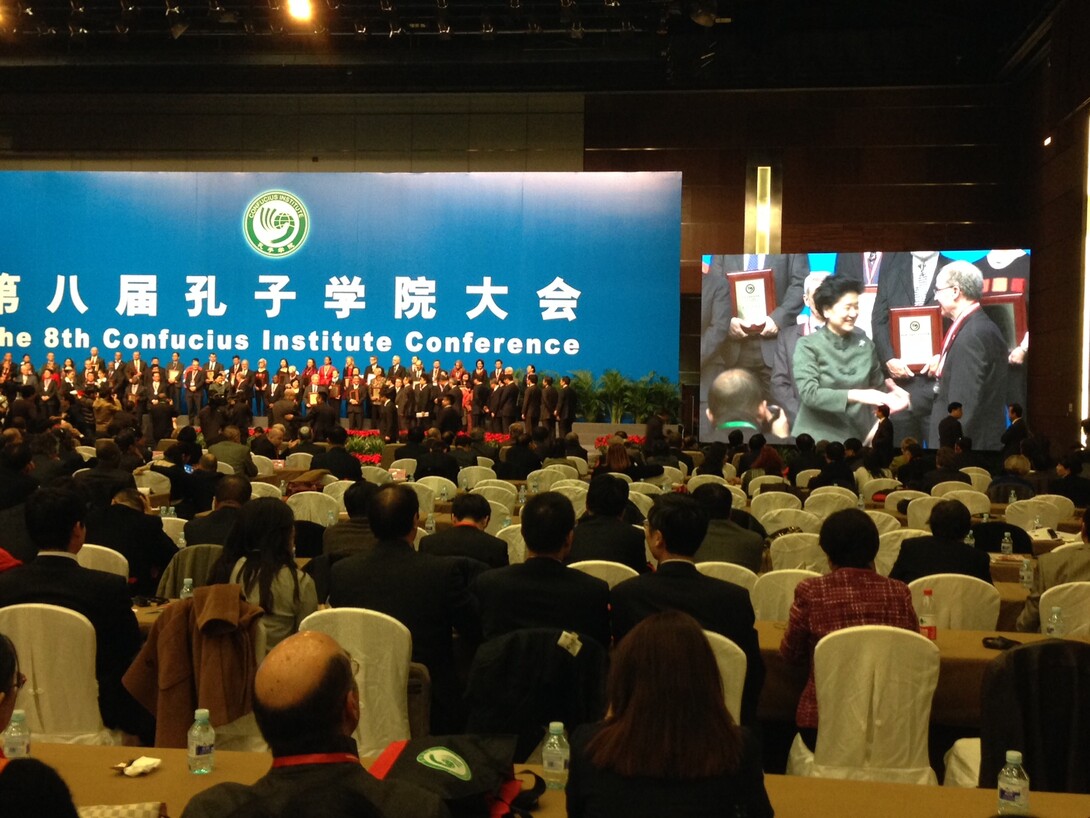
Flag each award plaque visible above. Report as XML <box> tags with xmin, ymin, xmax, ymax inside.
<box><xmin>726</xmin><ymin>269</ymin><xmax>777</xmax><ymax>326</ymax></box>
<box><xmin>980</xmin><ymin>293</ymin><xmax>1028</xmax><ymax>350</ymax></box>
<box><xmin>889</xmin><ymin>306</ymin><xmax>942</xmax><ymax>372</ymax></box>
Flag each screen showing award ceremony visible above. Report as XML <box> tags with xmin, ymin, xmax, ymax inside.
<box><xmin>700</xmin><ymin>251</ymin><xmax>1030</xmax><ymax>451</ymax></box>
<box><xmin>0</xmin><ymin>171</ymin><xmax>681</xmax><ymax>381</ymax></box>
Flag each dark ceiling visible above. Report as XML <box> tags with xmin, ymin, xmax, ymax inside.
<box><xmin>0</xmin><ymin>0</ymin><xmax>1063</xmax><ymax>92</ymax></box>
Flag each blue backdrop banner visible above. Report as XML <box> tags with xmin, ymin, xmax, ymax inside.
<box><xmin>0</xmin><ymin>171</ymin><xmax>681</xmax><ymax>378</ymax></box>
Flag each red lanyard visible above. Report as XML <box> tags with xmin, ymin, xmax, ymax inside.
<box><xmin>271</xmin><ymin>753</ymin><xmax>360</xmax><ymax>769</ymax></box>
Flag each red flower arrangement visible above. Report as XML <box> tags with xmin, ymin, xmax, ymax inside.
<box><xmin>352</xmin><ymin>453</ymin><xmax>383</xmax><ymax>465</ymax></box>
<box><xmin>594</xmin><ymin>434</ymin><xmax>646</xmax><ymax>450</ymax></box>
<box><xmin>484</xmin><ymin>432</ymin><xmax>512</xmax><ymax>445</ymax></box>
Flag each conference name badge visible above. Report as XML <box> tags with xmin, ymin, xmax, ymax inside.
<box><xmin>243</xmin><ymin>190</ymin><xmax>310</xmax><ymax>257</ymax></box>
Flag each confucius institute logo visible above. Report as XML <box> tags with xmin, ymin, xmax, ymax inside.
<box><xmin>243</xmin><ymin>190</ymin><xmax>309</xmax><ymax>257</ymax></box>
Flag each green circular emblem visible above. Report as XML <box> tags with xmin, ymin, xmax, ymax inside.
<box><xmin>243</xmin><ymin>190</ymin><xmax>309</xmax><ymax>258</ymax></box>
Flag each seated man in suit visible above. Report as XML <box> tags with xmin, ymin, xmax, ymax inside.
<box><xmin>250</xmin><ymin>425</ymin><xmax>286</xmax><ymax>461</ymax></box>
<box><xmin>1017</xmin><ymin>507</ymin><xmax>1090</xmax><ymax>632</ymax></box>
<box><xmin>328</xmin><ymin>484</ymin><xmax>480</xmax><ymax>732</ymax></box>
<box><xmin>180</xmin><ymin>631</ymin><xmax>447</xmax><ymax>818</ymax></box>
<box><xmin>806</xmin><ymin>441</ymin><xmax>857</xmax><ymax>491</ymax></box>
<box><xmin>74</xmin><ymin>439</ymin><xmax>137</xmax><ymax>515</ymax></box>
<box><xmin>888</xmin><ymin>499</ymin><xmax>991</xmax><ymax>585</ymax></box>
<box><xmin>207</xmin><ymin>425</ymin><xmax>258</xmax><ymax>478</ymax></box>
<box><xmin>1051</xmin><ymin>454</ymin><xmax>1090</xmax><ymax>508</ymax></box>
<box><xmin>689</xmin><ymin>482</ymin><xmax>764</xmax><ymax>572</ymax></box>
<box><xmin>323</xmin><ymin>480</ymin><xmax>379</xmax><ymax>560</ymax></box>
<box><xmin>472</xmin><ymin>491</ymin><xmax>611</xmax><ymax>650</ymax></box>
<box><xmin>565</xmin><ymin>474</ymin><xmax>648</xmax><ymax>575</ymax></box>
<box><xmin>183</xmin><ymin>475</ymin><xmax>252</xmax><ymax>547</ymax></box>
<box><xmin>0</xmin><ymin>487</ymin><xmax>150</xmax><ymax>740</ymax></box>
<box><xmin>610</xmin><ymin>493</ymin><xmax>764</xmax><ymax>724</ymax></box>
<box><xmin>420</xmin><ymin>492</ymin><xmax>507</xmax><ymax>569</ymax></box>
<box><xmin>85</xmin><ymin>487</ymin><xmax>178</xmax><ymax>596</ymax></box>
<box><xmin>311</xmin><ymin>426</ymin><xmax>363</xmax><ymax>482</ymax></box>
<box><xmin>919</xmin><ymin>446</ymin><xmax>971</xmax><ymax>495</ymax></box>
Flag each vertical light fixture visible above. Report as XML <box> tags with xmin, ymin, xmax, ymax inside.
<box><xmin>1081</xmin><ymin>120</ymin><xmax>1090</xmax><ymax>437</ymax></box>
<box><xmin>754</xmin><ymin>165</ymin><xmax>772</xmax><ymax>255</ymax></box>
<box><xmin>744</xmin><ymin>158</ymin><xmax>782</xmax><ymax>253</ymax></box>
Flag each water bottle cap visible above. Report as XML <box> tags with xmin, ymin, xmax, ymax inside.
<box><xmin>923</xmin><ymin>588</ymin><xmax>933</xmax><ymax>596</ymax></box>
<box><xmin>1005</xmin><ymin>750</ymin><xmax>1022</xmax><ymax>764</ymax></box>
<box><xmin>549</xmin><ymin>721</ymin><xmax>564</xmax><ymax>733</ymax></box>
<box><xmin>183</xmin><ymin>577</ymin><xmax>193</xmax><ymax>584</ymax></box>
<box><xmin>1052</xmin><ymin>606</ymin><xmax>1062</xmax><ymax>615</ymax></box>
<box><xmin>195</xmin><ymin>708</ymin><xmax>210</xmax><ymax>721</ymax></box>
<box><xmin>10</xmin><ymin>709</ymin><xmax>25</xmax><ymax>723</ymax></box>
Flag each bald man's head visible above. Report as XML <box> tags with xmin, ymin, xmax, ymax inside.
<box><xmin>252</xmin><ymin>631</ymin><xmax>358</xmax><ymax>756</ymax></box>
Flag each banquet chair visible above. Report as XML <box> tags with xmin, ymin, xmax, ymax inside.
<box><xmin>769</xmin><ymin>533</ymin><xmax>829</xmax><ymax>573</ymax></box>
<box><xmin>703</xmin><ymin>630</ymin><xmax>747</xmax><ymax>725</ymax></box>
<box><xmin>930</xmin><ymin>480</ymin><xmax>971</xmax><ymax>497</ymax></box>
<box><xmin>569</xmin><ymin>560</ymin><xmax>639</xmax><ymax>590</ymax></box>
<box><xmin>907</xmin><ymin>574</ymin><xmax>1000</xmax><ymax>630</ymax></box>
<box><xmin>554</xmin><ymin>486</ymin><xmax>587</xmax><ymax>517</ymax></box>
<box><xmin>286</xmin><ymin>490</ymin><xmax>341</xmax><ymax>526</ymax></box>
<box><xmin>762</xmin><ymin>508</ymin><xmax>821</xmax><ymax>536</ymax></box>
<box><xmin>696</xmin><ymin>561</ymin><xmax>759</xmax><ymax>592</ymax></box>
<box><xmin>77</xmin><ymin>544</ymin><xmax>129</xmax><ymax>579</ymax></box>
<box><xmin>160</xmin><ymin>516</ymin><xmax>188</xmax><ymax>548</ymax></box>
<box><xmin>788</xmin><ymin>625</ymin><xmax>939</xmax><ymax>784</ymax></box>
<box><xmin>809</xmin><ymin>485</ymin><xmax>858</xmax><ymax>502</ymax></box>
<box><xmin>551</xmin><ymin>479</ymin><xmax>589</xmax><ymax>492</ymax></box>
<box><xmin>544</xmin><ymin>463</ymin><xmax>579</xmax><ymax>480</ymax></box>
<box><xmin>300</xmin><ymin>608</ymin><xmax>413</xmax><ymax>757</ymax></box>
<box><xmin>525</xmin><ymin>469</ymin><xmax>563</xmax><ymax>492</ymax></box>
<box><xmin>686</xmin><ymin>474</ymin><xmax>730</xmax><ymax>492</ymax></box>
<box><xmin>859</xmin><ymin>478</ymin><xmax>902</xmax><ymax>502</ymax></box>
<box><xmin>497</xmin><ymin>524</ymin><xmax>526</xmax><ymax>564</ymax></box>
<box><xmin>719</xmin><ymin>463</ymin><xmax>737</xmax><ymax>481</ymax></box>
<box><xmin>628</xmin><ymin>481</ymin><xmax>662</xmax><ymax>496</ymax></box>
<box><xmin>959</xmin><ymin>466</ymin><xmax>993</xmax><ymax>494</ymax></box>
<box><xmin>627</xmin><ymin>491</ymin><xmax>654</xmax><ymax>519</ymax></box>
<box><xmin>864</xmin><ymin>510</ymin><xmax>901</xmax><ymax>536</ymax></box>
<box><xmin>403</xmin><ymin>482</ymin><xmax>436</xmax><ymax>516</ymax></box>
<box><xmin>472</xmin><ymin>484</ymin><xmax>519</xmax><ymax>509</ymax></box>
<box><xmin>795</xmin><ymin>469</ymin><xmax>822</xmax><ymax>489</ymax></box>
<box><xmin>1034</xmin><ymin>493</ymin><xmax>1076</xmax><ymax>522</ymax></box>
<box><xmin>943</xmin><ymin>489</ymin><xmax>991</xmax><ymax>517</ymax></box>
<box><xmin>359</xmin><ymin>466</ymin><xmax>393</xmax><ymax>486</ymax></box>
<box><xmin>874</xmin><ymin>529</ymin><xmax>929</xmax><ymax>577</ymax></box>
<box><xmin>390</xmin><ymin>458</ymin><xmax>417</xmax><ymax>478</ymax></box>
<box><xmin>156</xmin><ymin>544</ymin><xmax>224</xmax><ymax>597</ymax></box>
<box><xmin>284</xmin><ymin>452</ymin><xmax>313</xmax><ymax>470</ymax></box>
<box><xmin>727</xmin><ymin>484</ymin><xmax>749</xmax><ymax>509</ymax></box>
<box><xmin>751</xmin><ymin>491</ymin><xmax>802</xmax><ymax>520</ymax></box>
<box><xmin>134</xmin><ymin>469</ymin><xmax>172</xmax><ymax>498</ymax></box>
<box><xmin>748</xmin><ymin>475</ymin><xmax>787</xmax><ymax>497</ymax></box>
<box><xmin>416</xmin><ymin>476</ymin><xmax>458</xmax><ymax>502</ymax></box>
<box><xmin>750</xmin><ymin>570</ymin><xmax>820</xmax><ymax>621</ymax></box>
<box><xmin>476</xmin><ymin>456</ymin><xmax>495</xmax><ymax>469</ymax></box>
<box><xmin>485</xmin><ymin>500</ymin><xmax>513</xmax><ymax>535</ymax></box>
<box><xmin>457</xmin><ymin>465</ymin><xmax>497</xmax><ymax>490</ymax></box>
<box><xmin>884</xmin><ymin>489</ymin><xmax>928</xmax><ymax>513</ymax></box>
<box><xmin>566</xmin><ymin>457</ymin><xmax>589</xmax><ymax>477</ymax></box>
<box><xmin>1039</xmin><ymin>581</ymin><xmax>1090</xmax><ymax>635</ymax></box>
<box><xmin>1005</xmin><ymin>498</ymin><xmax>1063</xmax><ymax>532</ymax></box>
<box><xmin>216</xmin><ymin>461</ymin><xmax>235</xmax><ymax>475</ymax></box>
<box><xmin>75</xmin><ymin>445</ymin><xmax>96</xmax><ymax>461</ymax></box>
<box><xmin>605</xmin><ymin>471</ymin><xmax>632</xmax><ymax>484</ymax></box>
<box><xmin>323</xmin><ymin>479</ymin><xmax>356</xmax><ymax>508</ymax></box>
<box><xmin>648</xmin><ymin>466</ymin><xmax>685</xmax><ymax>488</ymax></box>
<box><xmin>803</xmin><ymin>492</ymin><xmax>856</xmax><ymax>520</ymax></box>
<box><xmin>906</xmin><ymin>496</ymin><xmax>945</xmax><ymax>531</ymax></box>
<box><xmin>0</xmin><ymin>604</ymin><xmax>122</xmax><ymax>744</ymax></box>
<box><xmin>249</xmin><ymin>481</ymin><xmax>283</xmax><ymax>499</ymax></box>
<box><xmin>970</xmin><ymin>521</ymin><xmax>1033</xmax><ymax>554</ymax></box>
<box><xmin>474</xmin><ymin>478</ymin><xmax>518</xmax><ymax>491</ymax></box>
<box><xmin>250</xmin><ymin>454</ymin><xmax>276</xmax><ymax>477</ymax></box>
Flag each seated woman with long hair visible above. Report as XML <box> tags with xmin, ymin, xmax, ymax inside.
<box><xmin>740</xmin><ymin>444</ymin><xmax>785</xmax><ymax>495</ymax></box>
<box><xmin>696</xmin><ymin>441</ymin><xmax>729</xmax><ymax>477</ymax></box>
<box><xmin>567</xmin><ymin>610</ymin><xmax>773</xmax><ymax>818</ymax></box>
<box><xmin>210</xmin><ymin>497</ymin><xmax>318</xmax><ymax>650</ymax></box>
<box><xmin>592</xmin><ymin>441</ymin><xmax>664</xmax><ymax>482</ymax></box>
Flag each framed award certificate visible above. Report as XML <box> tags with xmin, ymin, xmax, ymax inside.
<box><xmin>889</xmin><ymin>306</ymin><xmax>942</xmax><ymax>372</ymax></box>
<box><xmin>726</xmin><ymin>269</ymin><xmax>777</xmax><ymax>326</ymax></box>
<box><xmin>980</xmin><ymin>293</ymin><xmax>1027</xmax><ymax>349</ymax></box>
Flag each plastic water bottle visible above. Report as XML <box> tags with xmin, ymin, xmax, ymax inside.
<box><xmin>440</xmin><ymin>485</ymin><xmax>449</xmax><ymax>502</ymax></box>
<box><xmin>997</xmin><ymin>749</ymin><xmax>1030</xmax><ymax>814</ymax></box>
<box><xmin>918</xmin><ymin>588</ymin><xmax>937</xmax><ymax>640</ymax></box>
<box><xmin>964</xmin><ymin>530</ymin><xmax>975</xmax><ymax>548</ymax></box>
<box><xmin>530</xmin><ymin>477</ymin><xmax>539</xmax><ymax>494</ymax></box>
<box><xmin>180</xmin><ymin>577</ymin><xmax>194</xmax><ymax>599</ymax></box>
<box><xmin>856</xmin><ymin>494</ymin><xmax>865</xmax><ymax>510</ymax></box>
<box><xmin>1032</xmin><ymin>515</ymin><xmax>1041</xmax><ymax>530</ymax></box>
<box><xmin>327</xmin><ymin>510</ymin><xmax>336</xmax><ymax>527</ymax></box>
<box><xmin>541</xmin><ymin>721</ymin><xmax>570</xmax><ymax>790</ymax></box>
<box><xmin>518</xmin><ymin>484</ymin><xmax>527</xmax><ymax>506</ymax></box>
<box><xmin>187</xmin><ymin>708</ymin><xmax>215</xmax><ymax>774</ymax></box>
<box><xmin>177</xmin><ymin>530</ymin><xmax>186</xmax><ymax>548</ymax></box>
<box><xmin>502</xmin><ymin>513</ymin><xmax>511</xmax><ymax>529</ymax></box>
<box><xmin>278</xmin><ymin>479</ymin><xmax>287</xmax><ymax>497</ymax></box>
<box><xmin>1045</xmin><ymin>606</ymin><xmax>1065</xmax><ymax>637</ymax></box>
<box><xmin>1001</xmin><ymin>531</ymin><xmax>1014</xmax><ymax>556</ymax></box>
<box><xmin>1019</xmin><ymin>559</ymin><xmax>1033</xmax><ymax>590</ymax></box>
<box><xmin>1008</xmin><ymin>489</ymin><xmax>1018</xmax><ymax>505</ymax></box>
<box><xmin>2</xmin><ymin>710</ymin><xmax>30</xmax><ymax>758</ymax></box>
<box><xmin>425</xmin><ymin>512</ymin><xmax>436</xmax><ymax>535</ymax></box>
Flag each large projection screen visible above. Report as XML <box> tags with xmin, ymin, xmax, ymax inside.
<box><xmin>700</xmin><ymin>251</ymin><xmax>1029</xmax><ymax>451</ymax></box>
<box><xmin>0</xmin><ymin>172</ymin><xmax>681</xmax><ymax>380</ymax></box>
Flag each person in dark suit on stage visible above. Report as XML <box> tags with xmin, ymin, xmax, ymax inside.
<box><xmin>471</xmin><ymin>491</ymin><xmax>611</xmax><ymax>650</ymax></box>
<box><xmin>540</xmin><ymin>376</ymin><xmax>559</xmax><ymax>440</ymax></box>
<box><xmin>329</xmin><ymin>484</ymin><xmax>481</xmax><ymax>731</ymax></box>
<box><xmin>0</xmin><ymin>486</ymin><xmax>149</xmax><ymax>739</ymax></box>
<box><xmin>377</xmin><ymin>388</ymin><xmax>399</xmax><ymax>444</ymax></box>
<box><xmin>937</xmin><ymin>402</ymin><xmax>964</xmax><ymax>449</ymax></box>
<box><xmin>522</xmin><ymin>373</ymin><xmax>542</xmax><ymax>431</ymax></box>
<box><xmin>566</xmin><ymin>475</ymin><xmax>649</xmax><ymax>575</ymax></box>
<box><xmin>888</xmin><ymin>499</ymin><xmax>992</xmax><ymax>585</ymax></box>
<box><xmin>183</xmin><ymin>474</ymin><xmax>251</xmax><ymax>546</ymax></box>
<box><xmin>927</xmin><ymin>260</ymin><xmax>1009</xmax><ymax>451</ymax></box>
<box><xmin>609</xmin><ymin>493</ymin><xmax>764</xmax><ymax>724</ymax></box>
<box><xmin>496</xmin><ymin>375</ymin><xmax>520</xmax><ymax>433</ymax></box>
<box><xmin>1000</xmin><ymin>402</ymin><xmax>1030</xmax><ymax>461</ymax></box>
<box><xmin>556</xmin><ymin>376</ymin><xmax>576</xmax><ymax>437</ymax></box>
<box><xmin>872</xmin><ymin>404</ymin><xmax>895</xmax><ymax>464</ymax></box>
<box><xmin>420</xmin><ymin>493</ymin><xmax>508</xmax><ymax>569</ymax></box>
<box><xmin>311</xmin><ymin>426</ymin><xmax>363</xmax><ymax>482</ymax></box>
<box><xmin>183</xmin><ymin>358</ymin><xmax>205</xmax><ymax>424</ymax></box>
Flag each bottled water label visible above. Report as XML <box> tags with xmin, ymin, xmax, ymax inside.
<box><xmin>998</xmin><ymin>782</ymin><xmax>1028</xmax><ymax>809</ymax></box>
<box><xmin>543</xmin><ymin>754</ymin><xmax>568</xmax><ymax>774</ymax></box>
<box><xmin>191</xmin><ymin>742</ymin><xmax>213</xmax><ymax>756</ymax></box>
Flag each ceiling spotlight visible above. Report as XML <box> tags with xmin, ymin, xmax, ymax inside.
<box><xmin>387</xmin><ymin>19</ymin><xmax>401</xmax><ymax>35</ymax></box>
<box><xmin>480</xmin><ymin>15</ymin><xmax>493</xmax><ymax>38</ymax></box>
<box><xmin>379</xmin><ymin>0</ymin><xmax>392</xmax><ymax>12</ymax></box>
<box><xmin>526</xmin><ymin>16</ymin><xmax>540</xmax><ymax>33</ymax></box>
<box><xmin>508</xmin><ymin>0</ymin><xmax>520</xmax><ymax>10</ymax></box>
<box><xmin>353</xmin><ymin>19</ymin><xmax>365</xmax><ymax>33</ymax></box>
<box><xmin>568</xmin><ymin>19</ymin><xmax>582</xmax><ymax>38</ymax></box>
<box><xmin>119</xmin><ymin>0</ymin><xmax>136</xmax><ymax>13</ymax></box>
<box><xmin>68</xmin><ymin>20</ymin><xmax>87</xmax><ymax>38</ymax></box>
<box><xmin>70</xmin><ymin>0</ymin><xmax>85</xmax><ymax>15</ymax></box>
<box><xmin>286</xmin><ymin>0</ymin><xmax>312</xmax><ymax>21</ymax></box>
<box><xmin>688</xmin><ymin>0</ymin><xmax>714</xmax><ymax>27</ymax></box>
<box><xmin>19</xmin><ymin>3</ymin><xmax>33</xmax><ymax>16</ymax></box>
<box><xmin>437</xmin><ymin>19</ymin><xmax>449</xmax><ymax>38</ymax></box>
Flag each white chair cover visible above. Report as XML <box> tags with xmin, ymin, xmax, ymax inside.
<box><xmin>77</xmin><ymin>544</ymin><xmax>129</xmax><ymax>578</ymax></box>
<box><xmin>476</xmin><ymin>456</ymin><xmax>496</xmax><ymax>469</ymax></box>
<box><xmin>751</xmin><ymin>492</ymin><xmax>802</xmax><ymax>520</ymax></box>
<box><xmin>725</xmin><ymin>485</ymin><xmax>748</xmax><ymax>509</ymax></box>
<box><xmin>943</xmin><ymin>739</ymin><xmax>983</xmax><ymax>788</ymax></box>
<box><xmin>360</xmin><ymin>466</ymin><xmax>393</xmax><ymax>486</ymax></box>
<box><xmin>161</xmin><ymin>516</ymin><xmax>188</xmax><ymax>548</ymax></box>
<box><xmin>497</xmin><ymin>524</ymin><xmax>526</xmax><ymax>564</ymax></box>
<box><xmin>525</xmin><ymin>469</ymin><xmax>562</xmax><ymax>492</ymax></box>
<box><xmin>859</xmin><ymin>478</ymin><xmax>902</xmax><ymax>502</ymax></box>
<box><xmin>1005</xmin><ymin>499</ymin><xmax>1062</xmax><ymax>532</ymax></box>
<box><xmin>605</xmin><ymin>471</ymin><xmax>632</xmax><ymax>484</ymax></box>
<box><xmin>458</xmin><ymin>466</ymin><xmax>497</xmax><ymax>489</ymax></box>
<box><xmin>769</xmin><ymin>533</ymin><xmax>829</xmax><ymax>573</ymax></box>
<box><xmin>390</xmin><ymin>458</ymin><xmax>417</xmax><ymax>478</ymax></box>
<box><xmin>884</xmin><ymin>489</ymin><xmax>928</xmax><ymax>512</ymax></box>
<box><xmin>416</xmin><ymin>476</ymin><xmax>458</xmax><ymax>502</ymax></box>
<box><xmin>906</xmin><ymin>496</ymin><xmax>945</xmax><ymax>530</ymax></box>
<box><xmin>569</xmin><ymin>559</ymin><xmax>639</xmax><ymax>589</ymax></box>
<box><xmin>943</xmin><ymin>490</ymin><xmax>991</xmax><ymax>516</ymax></box>
<box><xmin>875</xmin><ymin>529</ymin><xmax>929</xmax><ymax>577</ymax></box>
<box><xmin>1039</xmin><ymin>581</ymin><xmax>1090</xmax><ymax>635</ymax></box>
<box><xmin>403</xmin><ymin>482</ymin><xmax>436</xmax><ymax>516</ymax></box>
<box><xmin>474</xmin><ymin>478</ymin><xmax>517</xmax><ymax>491</ymax></box>
<box><xmin>804</xmin><ymin>493</ymin><xmax>857</xmax><ymax>519</ymax></box>
<box><xmin>721</xmin><ymin>463</ymin><xmax>737</xmax><ymax>481</ymax></box>
<box><xmin>286</xmin><ymin>491</ymin><xmax>341</xmax><ymax>526</ymax></box>
<box><xmin>795</xmin><ymin>468</ymin><xmax>821</xmax><ymax>489</ymax></box>
<box><xmin>628</xmin><ymin>481</ymin><xmax>662</xmax><ymax>496</ymax></box>
<box><xmin>761</xmin><ymin>508</ymin><xmax>821</xmax><ymax>535</ymax></box>
<box><xmin>0</xmin><ymin>604</ymin><xmax>122</xmax><ymax>744</ymax></box>
<box><xmin>864</xmin><ymin>510</ymin><xmax>901</xmax><ymax>536</ymax></box>
<box><xmin>75</xmin><ymin>445</ymin><xmax>96</xmax><ymax>461</ymax></box>
<box><xmin>472</xmin><ymin>484</ymin><xmax>519</xmax><ymax>509</ymax></box>
<box><xmin>299</xmin><ymin>608</ymin><xmax>412</xmax><ymax>757</ymax></box>
<box><xmin>134</xmin><ymin>470</ymin><xmax>172</xmax><ymax>496</ymax></box>
<box><xmin>485</xmin><ymin>500</ymin><xmax>513</xmax><ymax>535</ymax></box>
<box><xmin>323</xmin><ymin>480</ymin><xmax>356</xmax><ymax>508</ymax></box>
<box><xmin>787</xmin><ymin>625</ymin><xmax>939</xmax><ymax>785</ymax></box>
<box><xmin>703</xmin><ymin>630</ymin><xmax>747</xmax><ymax>725</ymax></box>
<box><xmin>648</xmin><ymin>466</ymin><xmax>685</xmax><ymax>488</ymax></box>
<box><xmin>748</xmin><ymin>475</ymin><xmax>787</xmax><ymax>497</ymax></box>
<box><xmin>250</xmin><ymin>454</ymin><xmax>276</xmax><ymax>477</ymax></box>
<box><xmin>809</xmin><ymin>485</ymin><xmax>858</xmax><ymax>502</ymax></box>
<box><xmin>554</xmin><ymin>486</ymin><xmax>587</xmax><ymax>517</ymax></box>
<box><xmin>907</xmin><ymin>574</ymin><xmax>1000</xmax><ymax>630</ymax></box>
<box><xmin>750</xmin><ymin>570</ymin><xmax>820</xmax><ymax>621</ymax></box>
<box><xmin>544</xmin><ymin>464</ymin><xmax>579</xmax><ymax>480</ymax></box>
<box><xmin>550</xmin><ymin>479</ymin><xmax>588</xmax><ymax>492</ymax></box>
<box><xmin>930</xmin><ymin>480</ymin><xmax>970</xmax><ymax>497</ymax></box>
<box><xmin>566</xmin><ymin>457</ymin><xmax>589</xmax><ymax>476</ymax></box>
<box><xmin>284</xmin><ymin>452</ymin><xmax>313</xmax><ymax>470</ymax></box>
<box><xmin>1034</xmin><ymin>493</ymin><xmax>1076</xmax><ymax>521</ymax></box>
<box><xmin>627</xmin><ymin>492</ymin><xmax>654</xmax><ymax>519</ymax></box>
<box><xmin>686</xmin><ymin>474</ymin><xmax>730</xmax><ymax>492</ymax></box>
<box><xmin>959</xmin><ymin>467</ymin><xmax>992</xmax><ymax>494</ymax></box>
<box><xmin>696</xmin><ymin>561</ymin><xmax>758</xmax><ymax>592</ymax></box>
<box><xmin>249</xmin><ymin>481</ymin><xmax>283</xmax><ymax>499</ymax></box>
<box><xmin>216</xmin><ymin>461</ymin><xmax>236</xmax><ymax>475</ymax></box>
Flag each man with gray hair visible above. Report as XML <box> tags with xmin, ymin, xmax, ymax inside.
<box><xmin>928</xmin><ymin>259</ymin><xmax>1008</xmax><ymax>450</ymax></box>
